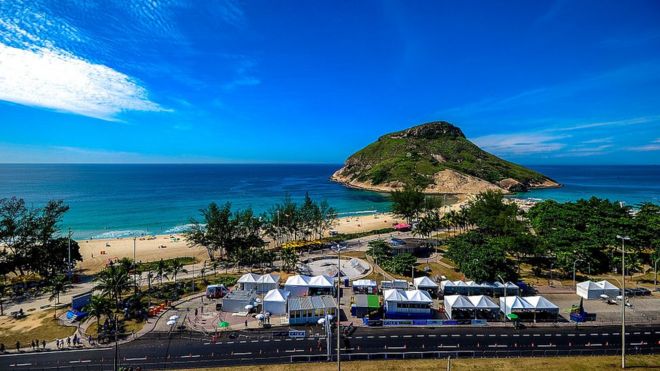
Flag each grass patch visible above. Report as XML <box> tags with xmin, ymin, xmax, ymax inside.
<box><xmin>418</xmin><ymin>261</ymin><xmax>462</xmax><ymax>281</ymax></box>
<box><xmin>172</xmin><ymin>354</ymin><xmax>660</xmax><ymax>370</ymax></box>
<box><xmin>137</xmin><ymin>256</ymin><xmax>197</xmax><ymax>272</ymax></box>
<box><xmin>0</xmin><ymin>309</ymin><xmax>76</xmax><ymax>346</ymax></box>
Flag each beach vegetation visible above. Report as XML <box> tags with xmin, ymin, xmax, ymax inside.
<box><xmin>365</xmin><ymin>240</ymin><xmax>391</xmax><ymax>265</ymax></box>
<box><xmin>380</xmin><ymin>253</ymin><xmax>417</xmax><ymax>276</ymax></box>
<box><xmin>279</xmin><ymin>247</ymin><xmax>299</xmax><ymax>272</ymax></box>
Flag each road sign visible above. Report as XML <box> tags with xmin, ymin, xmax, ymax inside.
<box><xmin>288</xmin><ymin>330</ymin><xmax>306</xmax><ymax>338</ymax></box>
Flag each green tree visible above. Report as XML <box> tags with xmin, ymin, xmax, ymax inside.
<box><xmin>95</xmin><ymin>264</ymin><xmax>131</xmax><ymax>308</ymax></box>
<box><xmin>185</xmin><ymin>202</ymin><xmax>235</xmax><ymax>260</ymax></box>
<box><xmin>390</xmin><ymin>185</ymin><xmax>426</xmax><ymax>223</ymax></box>
<box><xmin>0</xmin><ymin>281</ymin><xmax>8</xmax><ymax>316</ymax></box>
<box><xmin>280</xmin><ymin>247</ymin><xmax>299</xmax><ymax>272</ymax></box>
<box><xmin>446</xmin><ymin>232</ymin><xmax>517</xmax><ymax>282</ymax></box>
<box><xmin>169</xmin><ymin>259</ymin><xmax>188</xmax><ymax>287</ymax></box>
<box><xmin>466</xmin><ymin>191</ymin><xmax>522</xmax><ymax>237</ymax></box>
<box><xmin>84</xmin><ymin>295</ymin><xmax>112</xmax><ymax>335</ymax></box>
<box><xmin>155</xmin><ymin>259</ymin><xmax>170</xmax><ymax>288</ymax></box>
<box><xmin>48</xmin><ymin>274</ymin><xmax>72</xmax><ymax>305</ymax></box>
<box><xmin>381</xmin><ymin>253</ymin><xmax>417</xmax><ymax>276</ymax></box>
<box><xmin>366</xmin><ymin>240</ymin><xmax>391</xmax><ymax>265</ymax></box>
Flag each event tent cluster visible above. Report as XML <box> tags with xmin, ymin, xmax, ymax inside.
<box><xmin>443</xmin><ymin>295</ymin><xmax>500</xmax><ymax>320</ymax></box>
<box><xmin>576</xmin><ymin>280</ymin><xmax>619</xmax><ymax>300</ymax></box>
<box><xmin>441</xmin><ymin>280</ymin><xmax>520</xmax><ymax>297</ymax></box>
<box><xmin>413</xmin><ymin>276</ymin><xmax>439</xmax><ymax>296</ymax></box>
<box><xmin>383</xmin><ymin>289</ymin><xmax>433</xmax><ymax>319</ymax></box>
<box><xmin>237</xmin><ymin>273</ymin><xmax>280</xmax><ymax>294</ymax></box>
<box><xmin>284</xmin><ymin>274</ymin><xmax>335</xmax><ymax>296</ymax></box>
<box><xmin>499</xmin><ymin>296</ymin><xmax>559</xmax><ymax>322</ymax></box>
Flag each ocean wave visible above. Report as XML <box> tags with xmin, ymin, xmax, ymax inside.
<box><xmin>91</xmin><ymin>230</ymin><xmax>151</xmax><ymax>239</ymax></box>
<box><xmin>162</xmin><ymin>224</ymin><xmax>196</xmax><ymax>234</ymax></box>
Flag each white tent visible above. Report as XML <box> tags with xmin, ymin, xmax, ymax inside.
<box><xmin>524</xmin><ymin>296</ymin><xmax>559</xmax><ymax>313</ymax></box>
<box><xmin>468</xmin><ymin>295</ymin><xmax>499</xmax><ymax>310</ymax></box>
<box><xmin>256</xmin><ymin>273</ymin><xmax>280</xmax><ymax>294</ymax></box>
<box><xmin>284</xmin><ymin>275</ymin><xmax>310</xmax><ymax>297</ymax></box>
<box><xmin>444</xmin><ymin>295</ymin><xmax>474</xmax><ymax>319</ymax></box>
<box><xmin>352</xmin><ymin>279</ymin><xmax>377</xmax><ymax>294</ymax></box>
<box><xmin>263</xmin><ymin>289</ymin><xmax>290</xmax><ymax>315</ymax></box>
<box><xmin>383</xmin><ymin>289</ymin><xmax>432</xmax><ymax>317</ymax></box>
<box><xmin>596</xmin><ymin>280</ymin><xmax>619</xmax><ymax>298</ymax></box>
<box><xmin>308</xmin><ymin>275</ymin><xmax>334</xmax><ymax>288</ymax></box>
<box><xmin>404</xmin><ymin>290</ymin><xmax>433</xmax><ymax>303</ymax></box>
<box><xmin>576</xmin><ymin>280</ymin><xmax>602</xmax><ymax>300</ymax></box>
<box><xmin>414</xmin><ymin>276</ymin><xmax>439</xmax><ymax>290</ymax></box>
<box><xmin>499</xmin><ymin>296</ymin><xmax>534</xmax><ymax>315</ymax></box>
<box><xmin>237</xmin><ymin>273</ymin><xmax>260</xmax><ymax>291</ymax></box>
<box><xmin>353</xmin><ymin>279</ymin><xmax>377</xmax><ymax>288</ymax></box>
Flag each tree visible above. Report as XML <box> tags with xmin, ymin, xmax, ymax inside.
<box><xmin>466</xmin><ymin>191</ymin><xmax>522</xmax><ymax>237</ymax></box>
<box><xmin>169</xmin><ymin>259</ymin><xmax>188</xmax><ymax>287</ymax></box>
<box><xmin>366</xmin><ymin>240</ymin><xmax>391</xmax><ymax>265</ymax></box>
<box><xmin>280</xmin><ymin>247</ymin><xmax>299</xmax><ymax>272</ymax></box>
<box><xmin>84</xmin><ymin>295</ymin><xmax>112</xmax><ymax>335</ymax></box>
<box><xmin>0</xmin><ymin>281</ymin><xmax>7</xmax><ymax>316</ymax></box>
<box><xmin>381</xmin><ymin>253</ymin><xmax>417</xmax><ymax>276</ymax></box>
<box><xmin>155</xmin><ymin>259</ymin><xmax>170</xmax><ymax>288</ymax></box>
<box><xmin>95</xmin><ymin>264</ymin><xmax>131</xmax><ymax>308</ymax></box>
<box><xmin>48</xmin><ymin>274</ymin><xmax>72</xmax><ymax>305</ymax></box>
<box><xmin>185</xmin><ymin>202</ymin><xmax>234</xmax><ymax>260</ymax></box>
<box><xmin>446</xmin><ymin>231</ymin><xmax>517</xmax><ymax>282</ymax></box>
<box><xmin>390</xmin><ymin>185</ymin><xmax>426</xmax><ymax>223</ymax></box>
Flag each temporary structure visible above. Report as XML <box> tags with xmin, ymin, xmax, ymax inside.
<box><xmin>383</xmin><ymin>289</ymin><xmax>433</xmax><ymax>319</ymax></box>
<box><xmin>222</xmin><ymin>290</ymin><xmax>257</xmax><ymax>313</ymax></box>
<box><xmin>467</xmin><ymin>295</ymin><xmax>500</xmax><ymax>319</ymax></box>
<box><xmin>499</xmin><ymin>295</ymin><xmax>559</xmax><ymax>322</ymax></box>
<box><xmin>308</xmin><ymin>275</ymin><xmax>335</xmax><ymax>295</ymax></box>
<box><xmin>413</xmin><ymin>276</ymin><xmax>439</xmax><ymax>295</ymax></box>
<box><xmin>256</xmin><ymin>273</ymin><xmax>280</xmax><ymax>294</ymax></box>
<box><xmin>350</xmin><ymin>294</ymin><xmax>381</xmax><ymax>318</ymax></box>
<box><xmin>263</xmin><ymin>289</ymin><xmax>290</xmax><ymax>315</ymax></box>
<box><xmin>352</xmin><ymin>279</ymin><xmax>378</xmax><ymax>294</ymax></box>
<box><xmin>444</xmin><ymin>295</ymin><xmax>474</xmax><ymax>319</ymax></box>
<box><xmin>595</xmin><ymin>280</ymin><xmax>619</xmax><ymax>298</ymax></box>
<box><xmin>237</xmin><ymin>273</ymin><xmax>260</xmax><ymax>292</ymax></box>
<box><xmin>576</xmin><ymin>280</ymin><xmax>602</xmax><ymax>299</ymax></box>
<box><xmin>287</xmin><ymin>295</ymin><xmax>337</xmax><ymax>325</ymax></box>
<box><xmin>284</xmin><ymin>275</ymin><xmax>311</xmax><ymax>297</ymax></box>
<box><xmin>499</xmin><ymin>296</ymin><xmax>534</xmax><ymax>316</ymax></box>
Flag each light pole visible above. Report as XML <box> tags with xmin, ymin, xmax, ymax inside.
<box><xmin>317</xmin><ymin>315</ymin><xmax>332</xmax><ymax>361</ymax></box>
<box><xmin>654</xmin><ymin>257</ymin><xmax>660</xmax><ymax>290</ymax></box>
<box><xmin>336</xmin><ymin>243</ymin><xmax>342</xmax><ymax>371</ymax></box>
<box><xmin>616</xmin><ymin>234</ymin><xmax>630</xmax><ymax>369</ymax></box>
<box><xmin>67</xmin><ymin>228</ymin><xmax>72</xmax><ymax>280</ymax></box>
<box><xmin>133</xmin><ymin>237</ymin><xmax>138</xmax><ymax>293</ymax></box>
<box><xmin>572</xmin><ymin>258</ymin><xmax>583</xmax><ymax>289</ymax></box>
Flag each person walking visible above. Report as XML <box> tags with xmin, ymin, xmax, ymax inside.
<box><xmin>15</xmin><ymin>341</ymin><xmax>20</xmax><ymax>352</ymax></box>
<box><xmin>42</xmin><ymin>340</ymin><xmax>46</xmax><ymax>350</ymax></box>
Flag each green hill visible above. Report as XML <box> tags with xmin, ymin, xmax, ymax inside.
<box><xmin>331</xmin><ymin>121</ymin><xmax>558</xmax><ymax>194</ymax></box>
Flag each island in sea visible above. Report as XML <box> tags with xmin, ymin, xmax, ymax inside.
<box><xmin>332</xmin><ymin>121</ymin><xmax>560</xmax><ymax>194</ymax></box>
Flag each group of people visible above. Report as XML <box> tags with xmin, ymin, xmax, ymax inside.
<box><xmin>0</xmin><ymin>339</ymin><xmax>46</xmax><ymax>353</ymax></box>
<box><xmin>56</xmin><ymin>334</ymin><xmax>83</xmax><ymax>349</ymax></box>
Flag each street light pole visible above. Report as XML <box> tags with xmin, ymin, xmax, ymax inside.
<box><xmin>337</xmin><ymin>244</ymin><xmax>341</xmax><ymax>371</ymax></box>
<box><xmin>654</xmin><ymin>257</ymin><xmax>660</xmax><ymax>290</ymax></box>
<box><xmin>572</xmin><ymin>259</ymin><xmax>583</xmax><ymax>289</ymax></box>
<box><xmin>616</xmin><ymin>235</ymin><xmax>630</xmax><ymax>369</ymax></box>
<box><xmin>67</xmin><ymin>228</ymin><xmax>72</xmax><ymax>280</ymax></box>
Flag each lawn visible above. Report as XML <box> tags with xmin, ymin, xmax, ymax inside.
<box><xmin>0</xmin><ymin>309</ymin><xmax>76</xmax><ymax>346</ymax></box>
<box><xmin>172</xmin><ymin>355</ymin><xmax>660</xmax><ymax>370</ymax></box>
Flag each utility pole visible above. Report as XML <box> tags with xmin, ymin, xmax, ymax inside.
<box><xmin>572</xmin><ymin>258</ymin><xmax>582</xmax><ymax>289</ymax></box>
<box><xmin>617</xmin><ymin>235</ymin><xmax>630</xmax><ymax>369</ymax></box>
<box><xmin>114</xmin><ymin>313</ymin><xmax>119</xmax><ymax>371</ymax></box>
<box><xmin>133</xmin><ymin>237</ymin><xmax>137</xmax><ymax>293</ymax></box>
<box><xmin>67</xmin><ymin>228</ymin><xmax>72</xmax><ymax>280</ymax></box>
<box><xmin>336</xmin><ymin>243</ymin><xmax>341</xmax><ymax>371</ymax></box>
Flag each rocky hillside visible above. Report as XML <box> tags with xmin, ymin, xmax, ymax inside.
<box><xmin>331</xmin><ymin>121</ymin><xmax>559</xmax><ymax>194</ymax></box>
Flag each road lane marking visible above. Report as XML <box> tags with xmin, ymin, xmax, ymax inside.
<box><xmin>429</xmin><ymin>334</ymin><xmax>436</xmax><ymax>338</ymax></box>
<box><xmin>251</xmin><ymin>340</ymin><xmax>258</xmax><ymax>343</ymax></box>
<box><xmin>227</xmin><ymin>341</ymin><xmax>234</xmax><ymax>344</ymax></box>
<box><xmin>555</xmin><ymin>334</ymin><xmax>562</xmax><ymax>337</ymax></box>
<box><xmin>233</xmin><ymin>352</ymin><xmax>252</xmax><ymax>356</ymax></box>
<box><xmin>181</xmin><ymin>355</ymin><xmax>201</xmax><ymax>358</ymax></box>
<box><xmin>477</xmin><ymin>334</ymin><xmax>484</xmax><ymax>337</ymax></box>
<box><xmin>387</xmin><ymin>346</ymin><xmax>406</xmax><ymax>350</ymax></box>
<box><xmin>240</xmin><ymin>341</ymin><xmax>247</xmax><ymax>343</ymax></box>
<box><xmin>437</xmin><ymin>345</ymin><xmax>459</xmax><ymax>348</ymax></box>
<box><xmin>355</xmin><ymin>336</ymin><xmax>363</xmax><ymax>339</ymax></box>
<box><xmin>416</xmin><ymin>335</ymin><xmax>425</xmax><ymax>338</ymax></box>
<box><xmin>522</xmin><ymin>334</ymin><xmax>530</xmax><ymax>337</ymax></box>
<box><xmin>126</xmin><ymin>357</ymin><xmax>147</xmax><ymax>361</ymax></box>
<box><xmin>633</xmin><ymin>332</ymin><xmax>640</xmax><ymax>335</ymax></box>
<box><xmin>403</xmin><ymin>335</ymin><xmax>412</xmax><ymax>338</ymax></box>
<box><xmin>451</xmin><ymin>334</ymin><xmax>460</xmax><ymax>337</ymax></box>
<box><xmin>367</xmin><ymin>336</ymin><xmax>374</xmax><ymax>339</ymax></box>
<box><xmin>590</xmin><ymin>333</ymin><xmax>599</xmax><ymax>336</ymax></box>
<box><xmin>579</xmin><ymin>334</ymin><xmax>586</xmax><ymax>337</ymax></box>
<box><xmin>390</xmin><ymin>335</ymin><xmax>399</xmax><ymax>338</ymax></box>
<box><xmin>441</xmin><ymin>335</ymin><xmax>448</xmax><ymax>338</ymax></box>
<box><xmin>512</xmin><ymin>334</ymin><xmax>519</xmax><ymax>337</ymax></box>
<box><xmin>13</xmin><ymin>363</ymin><xmax>33</xmax><ymax>367</ymax></box>
<box><xmin>203</xmin><ymin>342</ymin><xmax>210</xmax><ymax>345</ymax></box>
<box><xmin>544</xmin><ymin>334</ymin><xmax>552</xmax><ymax>337</ymax></box>
<box><xmin>378</xmin><ymin>336</ymin><xmax>386</xmax><ymax>339</ymax></box>
<box><xmin>466</xmin><ymin>334</ymin><xmax>474</xmax><ymax>337</ymax></box>
<box><xmin>488</xmin><ymin>334</ymin><xmax>496</xmax><ymax>337</ymax></box>
<box><xmin>538</xmin><ymin>344</ymin><xmax>556</xmax><ymax>348</ymax></box>
<box><xmin>613</xmin><ymin>333</ymin><xmax>620</xmax><ymax>335</ymax></box>
<box><xmin>631</xmin><ymin>341</ymin><xmax>647</xmax><ymax>346</ymax></box>
<box><xmin>488</xmin><ymin>344</ymin><xmax>507</xmax><ymax>348</ymax></box>
<box><xmin>586</xmin><ymin>343</ymin><xmax>603</xmax><ymax>347</ymax></box>
<box><xmin>601</xmin><ymin>333</ymin><xmax>608</xmax><ymax>336</ymax></box>
<box><xmin>567</xmin><ymin>334</ymin><xmax>575</xmax><ymax>337</ymax></box>
<box><xmin>644</xmin><ymin>332</ymin><xmax>650</xmax><ymax>335</ymax></box>
<box><xmin>533</xmin><ymin>334</ymin><xmax>540</xmax><ymax>337</ymax></box>
<box><xmin>500</xmin><ymin>334</ymin><xmax>508</xmax><ymax>337</ymax></box>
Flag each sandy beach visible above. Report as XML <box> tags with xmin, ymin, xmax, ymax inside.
<box><xmin>77</xmin><ymin>202</ymin><xmax>468</xmax><ymax>274</ymax></box>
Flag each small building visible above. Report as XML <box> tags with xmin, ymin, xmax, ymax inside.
<box><xmin>595</xmin><ymin>280</ymin><xmax>619</xmax><ymax>298</ymax></box>
<box><xmin>352</xmin><ymin>279</ymin><xmax>378</xmax><ymax>294</ymax></box>
<box><xmin>350</xmin><ymin>294</ymin><xmax>381</xmax><ymax>318</ymax></box>
<box><xmin>222</xmin><ymin>290</ymin><xmax>257</xmax><ymax>313</ymax></box>
<box><xmin>287</xmin><ymin>295</ymin><xmax>337</xmax><ymax>325</ymax></box>
<box><xmin>491</xmin><ymin>281</ymin><xmax>520</xmax><ymax>297</ymax></box>
<box><xmin>263</xmin><ymin>289</ymin><xmax>290</xmax><ymax>315</ymax></box>
<box><xmin>284</xmin><ymin>275</ymin><xmax>311</xmax><ymax>297</ymax></box>
<box><xmin>308</xmin><ymin>275</ymin><xmax>335</xmax><ymax>296</ymax></box>
<box><xmin>577</xmin><ymin>280</ymin><xmax>619</xmax><ymax>300</ymax></box>
<box><xmin>383</xmin><ymin>289</ymin><xmax>433</xmax><ymax>319</ymax></box>
<box><xmin>256</xmin><ymin>273</ymin><xmax>280</xmax><ymax>294</ymax></box>
<box><xmin>381</xmin><ymin>279</ymin><xmax>408</xmax><ymax>290</ymax></box>
<box><xmin>413</xmin><ymin>276</ymin><xmax>439</xmax><ymax>296</ymax></box>
<box><xmin>237</xmin><ymin>273</ymin><xmax>260</xmax><ymax>292</ymax></box>
<box><xmin>349</xmin><ymin>258</ymin><xmax>369</xmax><ymax>275</ymax></box>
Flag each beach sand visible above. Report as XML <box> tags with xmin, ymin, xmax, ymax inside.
<box><xmin>77</xmin><ymin>202</ymin><xmax>467</xmax><ymax>274</ymax></box>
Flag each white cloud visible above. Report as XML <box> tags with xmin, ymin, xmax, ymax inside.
<box><xmin>627</xmin><ymin>138</ymin><xmax>660</xmax><ymax>152</ymax></box>
<box><xmin>0</xmin><ymin>43</ymin><xmax>167</xmax><ymax>121</ymax></box>
<box><xmin>471</xmin><ymin>133</ymin><xmax>568</xmax><ymax>155</ymax></box>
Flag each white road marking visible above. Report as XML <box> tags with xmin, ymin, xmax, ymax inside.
<box><xmin>403</xmin><ymin>335</ymin><xmax>412</xmax><ymax>338</ymax></box>
<box><xmin>428</xmin><ymin>334</ymin><xmax>436</xmax><ymax>338</ymax></box>
<box><xmin>203</xmin><ymin>342</ymin><xmax>210</xmax><ymax>345</ymax></box>
<box><xmin>586</xmin><ymin>343</ymin><xmax>603</xmax><ymax>347</ymax></box>
<box><xmin>538</xmin><ymin>344</ymin><xmax>556</xmax><ymax>348</ymax></box>
<box><xmin>441</xmin><ymin>335</ymin><xmax>448</xmax><ymax>338</ymax></box>
<box><xmin>437</xmin><ymin>345</ymin><xmax>459</xmax><ymax>348</ymax></box>
<box><xmin>633</xmin><ymin>332</ymin><xmax>640</xmax><ymax>335</ymax></box>
<box><xmin>233</xmin><ymin>352</ymin><xmax>252</xmax><ymax>356</ymax></box>
<box><xmin>416</xmin><ymin>335</ymin><xmax>425</xmax><ymax>338</ymax></box>
<box><xmin>387</xmin><ymin>346</ymin><xmax>406</xmax><ymax>350</ymax></box>
<box><xmin>126</xmin><ymin>357</ymin><xmax>147</xmax><ymax>361</ymax></box>
<box><xmin>644</xmin><ymin>332</ymin><xmax>650</xmax><ymax>335</ymax></box>
<box><xmin>14</xmin><ymin>363</ymin><xmax>33</xmax><ymax>367</ymax></box>
<box><xmin>512</xmin><ymin>334</ymin><xmax>519</xmax><ymax>337</ymax></box>
<box><xmin>567</xmin><ymin>334</ymin><xmax>575</xmax><ymax>337</ymax></box>
<box><xmin>250</xmin><ymin>340</ymin><xmax>258</xmax><ymax>343</ymax></box>
<box><xmin>488</xmin><ymin>344</ymin><xmax>507</xmax><ymax>348</ymax></box>
<box><xmin>390</xmin><ymin>335</ymin><xmax>399</xmax><ymax>338</ymax></box>
<box><xmin>555</xmin><ymin>334</ymin><xmax>562</xmax><ymax>337</ymax></box>
<box><xmin>451</xmin><ymin>334</ymin><xmax>460</xmax><ymax>337</ymax></box>
<box><xmin>590</xmin><ymin>333</ymin><xmax>599</xmax><ymax>336</ymax></box>
<box><xmin>579</xmin><ymin>334</ymin><xmax>586</xmax><ymax>337</ymax></box>
<box><xmin>227</xmin><ymin>341</ymin><xmax>234</xmax><ymax>344</ymax></box>
<box><xmin>367</xmin><ymin>336</ymin><xmax>374</xmax><ymax>339</ymax></box>
<box><xmin>522</xmin><ymin>334</ymin><xmax>530</xmax><ymax>337</ymax></box>
<box><xmin>264</xmin><ymin>340</ymin><xmax>270</xmax><ymax>342</ymax></box>
<box><xmin>631</xmin><ymin>341</ymin><xmax>647</xmax><ymax>346</ymax></box>
<box><xmin>488</xmin><ymin>334</ymin><xmax>496</xmax><ymax>337</ymax></box>
<box><xmin>476</xmin><ymin>334</ymin><xmax>485</xmax><ymax>337</ymax></box>
<box><xmin>613</xmin><ymin>333</ymin><xmax>620</xmax><ymax>336</ymax></box>
<box><xmin>355</xmin><ymin>336</ymin><xmax>363</xmax><ymax>339</ymax></box>
<box><xmin>180</xmin><ymin>355</ymin><xmax>201</xmax><ymax>358</ymax></box>
<box><xmin>544</xmin><ymin>334</ymin><xmax>552</xmax><ymax>337</ymax></box>
<box><xmin>466</xmin><ymin>334</ymin><xmax>474</xmax><ymax>337</ymax></box>
<box><xmin>378</xmin><ymin>336</ymin><xmax>386</xmax><ymax>339</ymax></box>
<box><xmin>601</xmin><ymin>333</ymin><xmax>608</xmax><ymax>336</ymax></box>
<box><xmin>533</xmin><ymin>334</ymin><xmax>540</xmax><ymax>337</ymax></box>
<box><xmin>274</xmin><ymin>339</ymin><xmax>281</xmax><ymax>342</ymax></box>
<box><xmin>239</xmin><ymin>341</ymin><xmax>247</xmax><ymax>343</ymax></box>
<box><xmin>500</xmin><ymin>334</ymin><xmax>508</xmax><ymax>337</ymax></box>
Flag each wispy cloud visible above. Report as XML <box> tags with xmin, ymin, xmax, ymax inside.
<box><xmin>472</xmin><ymin>133</ymin><xmax>568</xmax><ymax>155</ymax></box>
<box><xmin>0</xmin><ymin>43</ymin><xmax>167</xmax><ymax>121</ymax></box>
<box><xmin>222</xmin><ymin>58</ymin><xmax>261</xmax><ymax>90</ymax></box>
<box><xmin>551</xmin><ymin>116</ymin><xmax>660</xmax><ymax>132</ymax></box>
<box><xmin>627</xmin><ymin>138</ymin><xmax>660</xmax><ymax>152</ymax></box>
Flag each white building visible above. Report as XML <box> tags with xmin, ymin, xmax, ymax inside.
<box><xmin>383</xmin><ymin>289</ymin><xmax>433</xmax><ymax>319</ymax></box>
<box><xmin>263</xmin><ymin>289</ymin><xmax>290</xmax><ymax>315</ymax></box>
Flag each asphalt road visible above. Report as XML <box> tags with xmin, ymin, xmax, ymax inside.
<box><xmin>2</xmin><ymin>324</ymin><xmax>659</xmax><ymax>370</ymax></box>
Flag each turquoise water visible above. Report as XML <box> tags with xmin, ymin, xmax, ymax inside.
<box><xmin>0</xmin><ymin>164</ymin><xmax>657</xmax><ymax>239</ymax></box>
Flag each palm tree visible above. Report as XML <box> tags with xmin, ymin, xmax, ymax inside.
<box><xmin>95</xmin><ymin>264</ymin><xmax>131</xmax><ymax>308</ymax></box>
<box><xmin>84</xmin><ymin>295</ymin><xmax>112</xmax><ymax>335</ymax></box>
<box><xmin>155</xmin><ymin>259</ymin><xmax>170</xmax><ymax>288</ymax></box>
<box><xmin>49</xmin><ymin>274</ymin><xmax>72</xmax><ymax>305</ymax></box>
<box><xmin>169</xmin><ymin>260</ymin><xmax>188</xmax><ymax>286</ymax></box>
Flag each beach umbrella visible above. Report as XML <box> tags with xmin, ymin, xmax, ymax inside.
<box><xmin>245</xmin><ymin>304</ymin><xmax>254</xmax><ymax>311</ymax></box>
<box><xmin>169</xmin><ymin>315</ymin><xmax>179</xmax><ymax>321</ymax></box>
<box><xmin>506</xmin><ymin>313</ymin><xmax>519</xmax><ymax>320</ymax></box>
<box><xmin>166</xmin><ymin>319</ymin><xmax>176</xmax><ymax>326</ymax></box>
<box><xmin>218</xmin><ymin>321</ymin><xmax>230</xmax><ymax>328</ymax></box>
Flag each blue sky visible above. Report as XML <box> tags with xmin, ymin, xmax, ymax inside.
<box><xmin>1</xmin><ymin>0</ymin><xmax>659</xmax><ymax>165</ymax></box>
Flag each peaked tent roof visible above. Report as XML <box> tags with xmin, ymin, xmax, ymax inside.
<box><xmin>405</xmin><ymin>290</ymin><xmax>433</xmax><ymax>303</ymax></box>
<box><xmin>263</xmin><ymin>289</ymin><xmax>289</xmax><ymax>302</ymax></box>
<box><xmin>257</xmin><ymin>273</ymin><xmax>280</xmax><ymax>284</ymax></box>
<box><xmin>577</xmin><ymin>280</ymin><xmax>600</xmax><ymax>290</ymax></box>
<box><xmin>467</xmin><ymin>295</ymin><xmax>499</xmax><ymax>309</ymax></box>
<box><xmin>308</xmin><ymin>275</ymin><xmax>334</xmax><ymax>288</ymax></box>
<box><xmin>444</xmin><ymin>295</ymin><xmax>474</xmax><ymax>309</ymax></box>
<box><xmin>414</xmin><ymin>276</ymin><xmax>438</xmax><ymax>288</ymax></box>
<box><xmin>353</xmin><ymin>279</ymin><xmax>377</xmax><ymax>287</ymax></box>
<box><xmin>238</xmin><ymin>273</ymin><xmax>260</xmax><ymax>283</ymax></box>
<box><xmin>596</xmin><ymin>280</ymin><xmax>619</xmax><ymax>290</ymax></box>
<box><xmin>524</xmin><ymin>296</ymin><xmax>559</xmax><ymax>310</ymax></box>
<box><xmin>383</xmin><ymin>289</ymin><xmax>407</xmax><ymax>302</ymax></box>
<box><xmin>284</xmin><ymin>275</ymin><xmax>311</xmax><ymax>286</ymax></box>
<box><xmin>501</xmin><ymin>296</ymin><xmax>534</xmax><ymax>310</ymax></box>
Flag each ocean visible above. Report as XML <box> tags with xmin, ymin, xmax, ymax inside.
<box><xmin>0</xmin><ymin>164</ymin><xmax>657</xmax><ymax>239</ymax></box>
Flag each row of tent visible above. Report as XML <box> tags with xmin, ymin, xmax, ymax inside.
<box><xmin>443</xmin><ymin>295</ymin><xmax>499</xmax><ymax>319</ymax></box>
<box><xmin>237</xmin><ymin>273</ymin><xmax>280</xmax><ymax>294</ymax></box>
<box><xmin>284</xmin><ymin>274</ymin><xmax>335</xmax><ymax>296</ymax></box>
<box><xmin>440</xmin><ymin>280</ymin><xmax>520</xmax><ymax>296</ymax></box>
<box><xmin>576</xmin><ymin>280</ymin><xmax>619</xmax><ymax>300</ymax></box>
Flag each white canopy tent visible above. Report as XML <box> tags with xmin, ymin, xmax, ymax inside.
<box><xmin>383</xmin><ymin>289</ymin><xmax>433</xmax><ymax>318</ymax></box>
<box><xmin>414</xmin><ymin>276</ymin><xmax>439</xmax><ymax>290</ymax></box>
<box><xmin>237</xmin><ymin>273</ymin><xmax>260</xmax><ymax>292</ymax></box>
<box><xmin>308</xmin><ymin>275</ymin><xmax>334</xmax><ymax>288</ymax></box>
<box><xmin>256</xmin><ymin>273</ymin><xmax>280</xmax><ymax>294</ymax></box>
<box><xmin>596</xmin><ymin>280</ymin><xmax>619</xmax><ymax>298</ymax></box>
<box><xmin>499</xmin><ymin>296</ymin><xmax>534</xmax><ymax>316</ymax></box>
<box><xmin>284</xmin><ymin>275</ymin><xmax>310</xmax><ymax>297</ymax></box>
<box><xmin>352</xmin><ymin>279</ymin><xmax>378</xmax><ymax>294</ymax></box>
<box><xmin>468</xmin><ymin>295</ymin><xmax>500</xmax><ymax>311</ymax></box>
<box><xmin>263</xmin><ymin>289</ymin><xmax>290</xmax><ymax>315</ymax></box>
<box><xmin>443</xmin><ymin>295</ymin><xmax>474</xmax><ymax>319</ymax></box>
<box><xmin>576</xmin><ymin>280</ymin><xmax>602</xmax><ymax>300</ymax></box>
